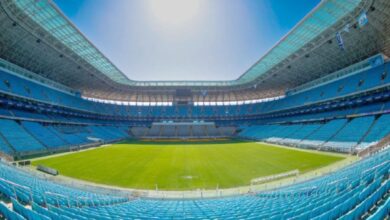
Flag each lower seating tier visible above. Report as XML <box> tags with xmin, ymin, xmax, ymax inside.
<box><xmin>132</xmin><ymin>124</ymin><xmax>236</xmax><ymax>139</ymax></box>
<box><xmin>0</xmin><ymin>147</ymin><xmax>388</xmax><ymax>219</ymax></box>
<box><xmin>0</xmin><ymin>118</ymin><xmax>130</xmax><ymax>157</ymax></box>
<box><xmin>239</xmin><ymin>114</ymin><xmax>390</xmax><ymax>153</ymax></box>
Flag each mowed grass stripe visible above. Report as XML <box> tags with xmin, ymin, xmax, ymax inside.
<box><xmin>32</xmin><ymin>141</ymin><xmax>345</xmax><ymax>190</ymax></box>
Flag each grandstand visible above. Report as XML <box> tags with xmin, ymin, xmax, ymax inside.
<box><xmin>132</xmin><ymin>122</ymin><xmax>236</xmax><ymax>139</ymax></box>
<box><xmin>0</xmin><ymin>0</ymin><xmax>389</xmax><ymax>219</ymax></box>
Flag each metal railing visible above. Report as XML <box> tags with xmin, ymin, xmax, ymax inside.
<box><xmin>358</xmin><ymin>134</ymin><xmax>390</xmax><ymax>157</ymax></box>
<box><xmin>0</xmin><ymin>177</ymin><xmax>33</xmax><ymax>203</ymax></box>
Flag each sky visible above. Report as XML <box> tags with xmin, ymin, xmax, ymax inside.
<box><xmin>53</xmin><ymin>0</ymin><xmax>320</xmax><ymax>81</ymax></box>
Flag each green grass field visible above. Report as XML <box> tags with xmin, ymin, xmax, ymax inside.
<box><xmin>32</xmin><ymin>140</ymin><xmax>345</xmax><ymax>190</ymax></box>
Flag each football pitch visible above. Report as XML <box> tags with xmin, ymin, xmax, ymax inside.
<box><xmin>32</xmin><ymin>140</ymin><xmax>345</xmax><ymax>190</ymax></box>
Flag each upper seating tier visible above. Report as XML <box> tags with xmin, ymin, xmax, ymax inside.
<box><xmin>0</xmin><ymin>60</ymin><xmax>389</xmax><ymax>119</ymax></box>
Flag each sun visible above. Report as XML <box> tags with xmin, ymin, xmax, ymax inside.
<box><xmin>147</xmin><ymin>0</ymin><xmax>202</xmax><ymax>27</ymax></box>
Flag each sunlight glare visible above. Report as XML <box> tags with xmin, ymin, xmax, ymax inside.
<box><xmin>147</xmin><ymin>0</ymin><xmax>201</xmax><ymax>27</ymax></box>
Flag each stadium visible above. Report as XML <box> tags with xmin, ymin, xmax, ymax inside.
<box><xmin>0</xmin><ymin>0</ymin><xmax>389</xmax><ymax>219</ymax></box>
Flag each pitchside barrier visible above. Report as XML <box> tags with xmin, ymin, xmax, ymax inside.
<box><xmin>251</xmin><ymin>170</ymin><xmax>300</xmax><ymax>185</ymax></box>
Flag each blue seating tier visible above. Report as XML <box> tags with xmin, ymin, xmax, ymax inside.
<box><xmin>1</xmin><ymin>61</ymin><xmax>390</xmax><ymax>118</ymax></box>
<box><xmin>239</xmin><ymin>114</ymin><xmax>390</xmax><ymax>152</ymax></box>
<box><xmin>0</xmin><ymin>148</ymin><xmax>388</xmax><ymax>219</ymax></box>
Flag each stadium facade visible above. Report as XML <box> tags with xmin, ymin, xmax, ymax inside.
<box><xmin>0</xmin><ymin>0</ymin><xmax>389</xmax><ymax>219</ymax></box>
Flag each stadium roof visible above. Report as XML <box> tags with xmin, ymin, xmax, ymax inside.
<box><xmin>0</xmin><ymin>0</ymin><xmax>389</xmax><ymax>102</ymax></box>
<box><xmin>6</xmin><ymin>0</ymin><xmax>362</xmax><ymax>87</ymax></box>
